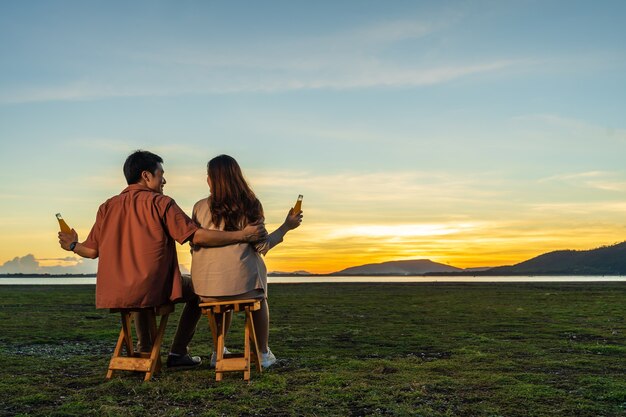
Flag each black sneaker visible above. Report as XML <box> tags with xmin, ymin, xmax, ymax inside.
<box><xmin>166</xmin><ymin>353</ymin><xmax>202</xmax><ymax>368</ymax></box>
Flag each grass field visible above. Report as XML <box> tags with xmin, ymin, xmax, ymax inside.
<box><xmin>0</xmin><ymin>283</ymin><xmax>625</xmax><ymax>416</ymax></box>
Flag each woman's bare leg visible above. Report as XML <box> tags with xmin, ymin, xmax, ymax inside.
<box><xmin>252</xmin><ymin>298</ymin><xmax>270</xmax><ymax>353</ymax></box>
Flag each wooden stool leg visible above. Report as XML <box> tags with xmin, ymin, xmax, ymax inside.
<box><xmin>145</xmin><ymin>312</ymin><xmax>169</xmax><ymax>381</ymax></box>
<box><xmin>246</xmin><ymin>309</ymin><xmax>262</xmax><ymax>373</ymax></box>
<box><xmin>207</xmin><ymin>310</ymin><xmax>218</xmax><ymax>356</ymax></box>
<box><xmin>215</xmin><ymin>311</ymin><xmax>226</xmax><ymax>381</ymax></box>
<box><xmin>156</xmin><ymin>313</ymin><xmax>169</xmax><ymax>378</ymax></box>
<box><xmin>244</xmin><ymin>310</ymin><xmax>251</xmax><ymax>382</ymax></box>
<box><xmin>144</xmin><ymin>313</ymin><xmax>157</xmax><ymax>381</ymax></box>
<box><xmin>107</xmin><ymin>312</ymin><xmax>135</xmax><ymax>380</ymax></box>
<box><xmin>121</xmin><ymin>312</ymin><xmax>135</xmax><ymax>356</ymax></box>
<box><xmin>106</xmin><ymin>326</ymin><xmax>126</xmax><ymax>379</ymax></box>
<box><xmin>148</xmin><ymin>312</ymin><xmax>162</xmax><ymax>373</ymax></box>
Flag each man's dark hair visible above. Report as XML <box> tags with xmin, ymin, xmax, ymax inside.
<box><xmin>123</xmin><ymin>150</ymin><xmax>164</xmax><ymax>185</ymax></box>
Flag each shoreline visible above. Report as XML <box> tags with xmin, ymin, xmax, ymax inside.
<box><xmin>1</xmin><ymin>276</ymin><xmax>626</xmax><ymax>286</ymax></box>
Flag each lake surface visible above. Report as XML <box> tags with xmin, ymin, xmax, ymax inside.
<box><xmin>0</xmin><ymin>275</ymin><xmax>625</xmax><ymax>285</ymax></box>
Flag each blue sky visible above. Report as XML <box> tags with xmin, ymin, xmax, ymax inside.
<box><xmin>1</xmin><ymin>0</ymin><xmax>626</xmax><ymax>273</ymax></box>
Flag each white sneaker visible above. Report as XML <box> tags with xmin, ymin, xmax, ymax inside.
<box><xmin>210</xmin><ymin>347</ymin><xmax>231</xmax><ymax>368</ymax></box>
<box><xmin>260</xmin><ymin>348</ymin><xmax>276</xmax><ymax>368</ymax></box>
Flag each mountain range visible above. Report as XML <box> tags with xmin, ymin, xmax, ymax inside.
<box><xmin>326</xmin><ymin>241</ymin><xmax>626</xmax><ymax>276</ymax></box>
<box><xmin>333</xmin><ymin>259</ymin><xmax>462</xmax><ymax>275</ymax></box>
<box><xmin>485</xmin><ymin>241</ymin><xmax>626</xmax><ymax>275</ymax></box>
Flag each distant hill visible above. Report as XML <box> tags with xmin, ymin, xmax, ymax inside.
<box><xmin>488</xmin><ymin>241</ymin><xmax>626</xmax><ymax>275</ymax></box>
<box><xmin>333</xmin><ymin>259</ymin><xmax>462</xmax><ymax>275</ymax></box>
<box><xmin>268</xmin><ymin>270</ymin><xmax>312</xmax><ymax>276</ymax></box>
<box><xmin>463</xmin><ymin>267</ymin><xmax>494</xmax><ymax>272</ymax></box>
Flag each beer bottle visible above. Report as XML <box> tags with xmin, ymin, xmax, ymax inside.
<box><xmin>292</xmin><ymin>195</ymin><xmax>303</xmax><ymax>214</ymax></box>
<box><xmin>56</xmin><ymin>213</ymin><xmax>72</xmax><ymax>233</ymax></box>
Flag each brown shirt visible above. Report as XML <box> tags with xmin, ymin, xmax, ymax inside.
<box><xmin>83</xmin><ymin>184</ymin><xmax>199</xmax><ymax>308</ymax></box>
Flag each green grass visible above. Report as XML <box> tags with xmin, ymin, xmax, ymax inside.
<box><xmin>1</xmin><ymin>283</ymin><xmax>625</xmax><ymax>416</ymax></box>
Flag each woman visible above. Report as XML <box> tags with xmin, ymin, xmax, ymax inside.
<box><xmin>190</xmin><ymin>154</ymin><xmax>302</xmax><ymax>368</ymax></box>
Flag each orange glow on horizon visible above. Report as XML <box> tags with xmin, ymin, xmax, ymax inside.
<box><xmin>175</xmin><ymin>220</ymin><xmax>626</xmax><ymax>274</ymax></box>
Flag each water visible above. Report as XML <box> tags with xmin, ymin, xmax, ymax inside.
<box><xmin>269</xmin><ymin>275</ymin><xmax>626</xmax><ymax>283</ymax></box>
<box><xmin>0</xmin><ymin>275</ymin><xmax>625</xmax><ymax>285</ymax></box>
<box><xmin>0</xmin><ymin>277</ymin><xmax>97</xmax><ymax>285</ymax></box>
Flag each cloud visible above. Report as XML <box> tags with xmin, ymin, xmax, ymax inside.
<box><xmin>529</xmin><ymin>201</ymin><xmax>626</xmax><ymax>215</ymax></box>
<box><xmin>329</xmin><ymin>222</ymin><xmax>480</xmax><ymax>239</ymax></box>
<box><xmin>249</xmin><ymin>169</ymin><xmax>505</xmax><ymax>207</ymax></box>
<box><xmin>69</xmin><ymin>138</ymin><xmax>139</xmax><ymax>153</ymax></box>
<box><xmin>0</xmin><ymin>254</ymin><xmax>39</xmax><ymax>273</ymax></box>
<box><xmin>270</xmin><ymin>60</ymin><xmax>522</xmax><ymax>91</ymax></box>
<box><xmin>36</xmin><ymin>256</ymin><xmax>80</xmax><ymax>262</ymax></box>
<box><xmin>0</xmin><ymin>254</ymin><xmax>196</xmax><ymax>276</ymax></box>
<box><xmin>539</xmin><ymin>170</ymin><xmax>626</xmax><ymax>192</ymax></box>
<box><xmin>0</xmin><ymin>17</ymin><xmax>530</xmax><ymax>103</ymax></box>
<box><xmin>0</xmin><ymin>60</ymin><xmax>523</xmax><ymax>103</ymax></box>
<box><xmin>347</xmin><ymin>19</ymin><xmax>438</xmax><ymax>44</ymax></box>
<box><xmin>512</xmin><ymin>114</ymin><xmax>626</xmax><ymax>142</ymax></box>
<box><xmin>539</xmin><ymin>171</ymin><xmax>608</xmax><ymax>181</ymax></box>
<box><xmin>67</xmin><ymin>138</ymin><xmax>203</xmax><ymax>160</ymax></box>
<box><xmin>0</xmin><ymin>81</ymin><xmax>146</xmax><ymax>104</ymax></box>
<box><xmin>0</xmin><ymin>254</ymin><xmax>96</xmax><ymax>274</ymax></box>
<box><xmin>134</xmin><ymin>17</ymin><xmax>450</xmax><ymax>71</ymax></box>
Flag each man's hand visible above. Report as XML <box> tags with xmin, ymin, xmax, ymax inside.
<box><xmin>58</xmin><ymin>229</ymin><xmax>79</xmax><ymax>251</ymax></box>
<box><xmin>285</xmin><ymin>209</ymin><xmax>303</xmax><ymax>230</ymax></box>
<box><xmin>242</xmin><ymin>221</ymin><xmax>268</xmax><ymax>243</ymax></box>
<box><xmin>57</xmin><ymin>229</ymin><xmax>98</xmax><ymax>258</ymax></box>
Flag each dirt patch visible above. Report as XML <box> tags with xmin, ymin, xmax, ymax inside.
<box><xmin>406</xmin><ymin>351</ymin><xmax>452</xmax><ymax>361</ymax></box>
<box><xmin>564</xmin><ymin>332</ymin><xmax>609</xmax><ymax>343</ymax></box>
<box><xmin>1</xmin><ymin>341</ymin><xmax>113</xmax><ymax>359</ymax></box>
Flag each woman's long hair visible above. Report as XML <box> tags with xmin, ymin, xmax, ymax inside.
<box><xmin>207</xmin><ymin>154</ymin><xmax>263</xmax><ymax>231</ymax></box>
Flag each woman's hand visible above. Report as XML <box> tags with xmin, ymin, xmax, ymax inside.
<box><xmin>285</xmin><ymin>209</ymin><xmax>303</xmax><ymax>230</ymax></box>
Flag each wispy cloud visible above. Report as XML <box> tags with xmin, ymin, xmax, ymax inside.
<box><xmin>69</xmin><ymin>138</ymin><xmax>140</xmax><ymax>153</ymax></box>
<box><xmin>539</xmin><ymin>170</ymin><xmax>626</xmax><ymax>192</ymax></box>
<box><xmin>250</xmin><ymin>169</ymin><xmax>504</xmax><ymax>202</ymax></box>
<box><xmin>341</xmin><ymin>19</ymin><xmax>437</xmax><ymax>44</ymax></box>
<box><xmin>512</xmin><ymin>114</ymin><xmax>626</xmax><ymax>141</ymax></box>
<box><xmin>529</xmin><ymin>201</ymin><xmax>626</xmax><ymax>214</ymax></box>
<box><xmin>69</xmin><ymin>138</ymin><xmax>202</xmax><ymax>158</ymax></box>
<box><xmin>134</xmin><ymin>17</ymin><xmax>451</xmax><ymax>71</ymax></box>
<box><xmin>0</xmin><ymin>16</ymin><xmax>530</xmax><ymax>103</ymax></box>
<box><xmin>36</xmin><ymin>256</ymin><xmax>78</xmax><ymax>262</ymax></box>
<box><xmin>0</xmin><ymin>61</ymin><xmax>524</xmax><ymax>103</ymax></box>
<box><xmin>0</xmin><ymin>81</ymin><xmax>147</xmax><ymax>104</ymax></box>
<box><xmin>329</xmin><ymin>222</ymin><xmax>481</xmax><ymax>238</ymax></box>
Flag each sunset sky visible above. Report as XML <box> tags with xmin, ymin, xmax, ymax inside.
<box><xmin>1</xmin><ymin>1</ymin><xmax>626</xmax><ymax>274</ymax></box>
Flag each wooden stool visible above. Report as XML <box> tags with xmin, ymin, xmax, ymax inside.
<box><xmin>199</xmin><ymin>299</ymin><xmax>262</xmax><ymax>382</ymax></box>
<box><xmin>106</xmin><ymin>304</ymin><xmax>175</xmax><ymax>381</ymax></box>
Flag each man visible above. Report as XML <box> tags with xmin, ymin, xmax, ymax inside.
<box><xmin>58</xmin><ymin>150</ymin><xmax>267</xmax><ymax>367</ymax></box>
